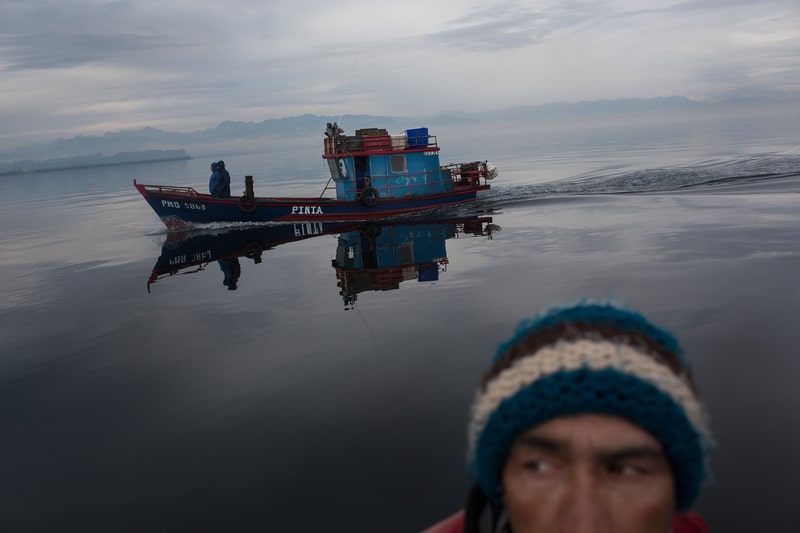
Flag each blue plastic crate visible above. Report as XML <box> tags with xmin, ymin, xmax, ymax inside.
<box><xmin>406</xmin><ymin>127</ymin><xmax>429</xmax><ymax>147</ymax></box>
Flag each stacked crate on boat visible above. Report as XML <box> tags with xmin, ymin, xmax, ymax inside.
<box><xmin>356</xmin><ymin>128</ymin><xmax>391</xmax><ymax>152</ymax></box>
<box><xmin>356</xmin><ymin>128</ymin><xmax>388</xmax><ymax>136</ymax></box>
<box><xmin>391</xmin><ymin>134</ymin><xmax>407</xmax><ymax>150</ymax></box>
<box><xmin>362</xmin><ymin>135</ymin><xmax>392</xmax><ymax>151</ymax></box>
<box><xmin>343</xmin><ymin>136</ymin><xmax>363</xmax><ymax>152</ymax></box>
<box><xmin>406</xmin><ymin>127</ymin><xmax>429</xmax><ymax>148</ymax></box>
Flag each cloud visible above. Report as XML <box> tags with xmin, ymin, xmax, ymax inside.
<box><xmin>0</xmin><ymin>0</ymin><xmax>798</xmax><ymax>149</ymax></box>
<box><xmin>1</xmin><ymin>31</ymin><xmax>181</xmax><ymax>71</ymax></box>
<box><xmin>422</xmin><ymin>1</ymin><xmax>614</xmax><ymax>52</ymax></box>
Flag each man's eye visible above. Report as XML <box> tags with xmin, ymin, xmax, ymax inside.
<box><xmin>523</xmin><ymin>460</ymin><xmax>552</xmax><ymax>472</ymax></box>
<box><xmin>609</xmin><ymin>462</ymin><xmax>645</xmax><ymax>476</ymax></box>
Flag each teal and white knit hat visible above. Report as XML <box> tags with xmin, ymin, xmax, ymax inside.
<box><xmin>467</xmin><ymin>301</ymin><xmax>713</xmax><ymax>510</ymax></box>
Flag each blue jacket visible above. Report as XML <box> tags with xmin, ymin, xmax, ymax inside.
<box><xmin>209</xmin><ymin>162</ymin><xmax>220</xmax><ymax>195</ymax></box>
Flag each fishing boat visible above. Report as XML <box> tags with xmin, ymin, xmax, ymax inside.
<box><xmin>134</xmin><ymin>124</ymin><xmax>497</xmax><ymax>228</ymax></box>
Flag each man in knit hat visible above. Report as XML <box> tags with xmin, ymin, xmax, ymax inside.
<box><xmin>423</xmin><ymin>301</ymin><xmax>712</xmax><ymax>533</ymax></box>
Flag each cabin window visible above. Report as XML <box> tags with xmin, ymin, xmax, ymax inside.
<box><xmin>391</xmin><ymin>155</ymin><xmax>407</xmax><ymax>173</ymax></box>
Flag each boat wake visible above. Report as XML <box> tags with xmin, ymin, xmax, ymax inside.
<box><xmin>480</xmin><ymin>154</ymin><xmax>800</xmax><ymax>210</ymax></box>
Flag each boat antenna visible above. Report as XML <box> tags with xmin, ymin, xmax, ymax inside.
<box><xmin>336</xmin><ymin>52</ymin><xmax>359</xmax><ymax>128</ymax></box>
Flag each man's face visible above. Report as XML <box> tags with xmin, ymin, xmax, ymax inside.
<box><xmin>501</xmin><ymin>414</ymin><xmax>675</xmax><ymax>533</ymax></box>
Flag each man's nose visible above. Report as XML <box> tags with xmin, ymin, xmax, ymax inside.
<box><xmin>557</xmin><ymin>469</ymin><xmax>611</xmax><ymax>533</ymax></box>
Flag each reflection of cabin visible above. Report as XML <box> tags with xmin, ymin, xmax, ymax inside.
<box><xmin>332</xmin><ymin>223</ymin><xmax>457</xmax><ymax>308</ymax></box>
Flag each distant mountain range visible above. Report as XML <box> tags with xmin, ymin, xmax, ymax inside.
<box><xmin>2</xmin><ymin>95</ymin><xmax>796</xmax><ymax>173</ymax></box>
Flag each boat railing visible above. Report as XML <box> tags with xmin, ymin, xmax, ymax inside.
<box><xmin>443</xmin><ymin>161</ymin><xmax>493</xmax><ymax>188</ymax></box>
<box><xmin>324</xmin><ymin>134</ymin><xmax>439</xmax><ymax>156</ymax></box>
<box><xmin>141</xmin><ymin>183</ymin><xmax>202</xmax><ymax>196</ymax></box>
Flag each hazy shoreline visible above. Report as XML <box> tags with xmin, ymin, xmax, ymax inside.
<box><xmin>0</xmin><ymin>150</ymin><xmax>190</xmax><ymax>176</ymax></box>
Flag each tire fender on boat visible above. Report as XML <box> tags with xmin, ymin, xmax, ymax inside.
<box><xmin>360</xmin><ymin>187</ymin><xmax>379</xmax><ymax>208</ymax></box>
<box><xmin>237</xmin><ymin>195</ymin><xmax>257</xmax><ymax>214</ymax></box>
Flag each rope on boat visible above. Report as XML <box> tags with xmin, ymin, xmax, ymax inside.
<box><xmin>320</xmin><ymin>175</ymin><xmax>335</xmax><ymax>198</ymax></box>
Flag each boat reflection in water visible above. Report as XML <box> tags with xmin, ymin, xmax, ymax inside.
<box><xmin>331</xmin><ymin>218</ymin><xmax>496</xmax><ymax>309</ymax></box>
<box><xmin>148</xmin><ymin>220</ymin><xmax>346</xmax><ymax>292</ymax></box>
<box><xmin>148</xmin><ymin>216</ymin><xmax>498</xmax><ymax>306</ymax></box>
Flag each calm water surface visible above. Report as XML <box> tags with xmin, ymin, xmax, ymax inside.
<box><xmin>1</xmin><ymin>112</ymin><xmax>799</xmax><ymax>532</ymax></box>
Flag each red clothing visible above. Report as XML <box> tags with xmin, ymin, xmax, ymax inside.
<box><xmin>673</xmin><ymin>511</ymin><xmax>710</xmax><ymax>532</ymax></box>
<box><xmin>421</xmin><ymin>509</ymin><xmax>709</xmax><ymax>533</ymax></box>
<box><xmin>419</xmin><ymin>511</ymin><xmax>463</xmax><ymax>533</ymax></box>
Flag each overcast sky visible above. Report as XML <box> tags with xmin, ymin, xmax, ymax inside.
<box><xmin>1</xmin><ymin>0</ymin><xmax>798</xmax><ymax>147</ymax></box>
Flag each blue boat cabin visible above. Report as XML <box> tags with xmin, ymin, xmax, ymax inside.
<box><xmin>323</xmin><ymin>125</ymin><xmax>457</xmax><ymax>202</ymax></box>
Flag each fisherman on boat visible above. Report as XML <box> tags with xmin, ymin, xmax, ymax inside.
<box><xmin>209</xmin><ymin>160</ymin><xmax>231</xmax><ymax>198</ymax></box>
<box><xmin>423</xmin><ymin>301</ymin><xmax>712</xmax><ymax>533</ymax></box>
